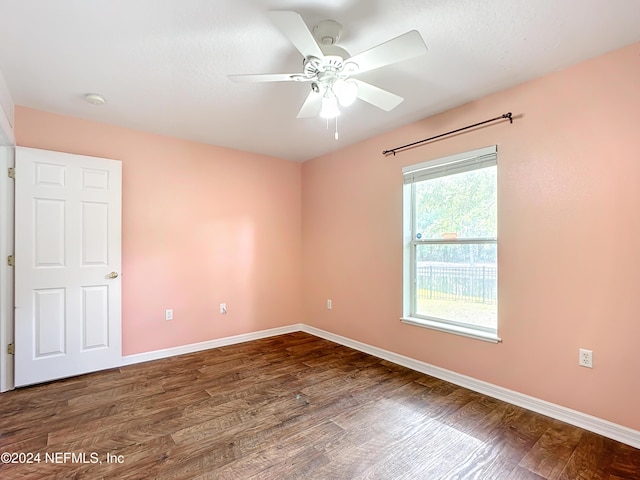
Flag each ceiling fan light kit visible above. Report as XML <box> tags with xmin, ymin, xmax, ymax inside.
<box><xmin>333</xmin><ymin>79</ymin><xmax>358</xmax><ymax>107</ymax></box>
<box><xmin>320</xmin><ymin>94</ymin><xmax>340</xmax><ymax>119</ymax></box>
<box><xmin>228</xmin><ymin>11</ymin><xmax>428</xmax><ymax>137</ymax></box>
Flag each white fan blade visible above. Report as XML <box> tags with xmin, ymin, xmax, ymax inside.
<box><xmin>353</xmin><ymin>79</ymin><xmax>404</xmax><ymax>111</ymax></box>
<box><xmin>228</xmin><ymin>73</ymin><xmax>300</xmax><ymax>83</ymax></box>
<box><xmin>348</xmin><ymin>30</ymin><xmax>427</xmax><ymax>74</ymax></box>
<box><xmin>267</xmin><ymin>11</ymin><xmax>325</xmax><ymax>59</ymax></box>
<box><xmin>297</xmin><ymin>90</ymin><xmax>322</xmax><ymax>118</ymax></box>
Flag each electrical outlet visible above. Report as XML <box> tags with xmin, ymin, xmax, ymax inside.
<box><xmin>220</xmin><ymin>303</ymin><xmax>227</xmax><ymax>314</ymax></box>
<box><xmin>327</xmin><ymin>299</ymin><xmax>332</xmax><ymax>310</ymax></box>
<box><xmin>579</xmin><ymin>348</ymin><xmax>593</xmax><ymax>368</ymax></box>
<box><xmin>165</xmin><ymin>309</ymin><xmax>173</xmax><ymax>321</ymax></box>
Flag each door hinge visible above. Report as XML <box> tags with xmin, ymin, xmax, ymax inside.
<box><xmin>7</xmin><ymin>343</ymin><xmax>14</xmax><ymax>355</ymax></box>
<box><xmin>7</xmin><ymin>255</ymin><xmax>14</xmax><ymax>267</ymax></box>
<box><xmin>8</xmin><ymin>167</ymin><xmax>15</xmax><ymax>179</ymax></box>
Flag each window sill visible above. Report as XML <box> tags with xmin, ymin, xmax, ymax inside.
<box><xmin>400</xmin><ymin>316</ymin><xmax>502</xmax><ymax>343</ymax></box>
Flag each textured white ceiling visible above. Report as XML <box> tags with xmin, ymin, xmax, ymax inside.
<box><xmin>0</xmin><ymin>0</ymin><xmax>638</xmax><ymax>161</ymax></box>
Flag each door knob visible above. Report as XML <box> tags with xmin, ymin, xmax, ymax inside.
<box><xmin>109</xmin><ymin>271</ymin><xmax>119</xmax><ymax>279</ymax></box>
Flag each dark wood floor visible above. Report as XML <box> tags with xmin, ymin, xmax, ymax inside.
<box><xmin>1</xmin><ymin>332</ymin><xmax>639</xmax><ymax>479</ymax></box>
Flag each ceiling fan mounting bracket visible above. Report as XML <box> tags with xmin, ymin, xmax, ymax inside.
<box><xmin>312</xmin><ymin>19</ymin><xmax>343</xmax><ymax>45</ymax></box>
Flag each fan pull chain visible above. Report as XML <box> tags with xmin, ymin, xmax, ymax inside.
<box><xmin>324</xmin><ymin>114</ymin><xmax>340</xmax><ymax>140</ymax></box>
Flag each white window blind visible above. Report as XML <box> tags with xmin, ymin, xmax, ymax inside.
<box><xmin>403</xmin><ymin>146</ymin><xmax>497</xmax><ymax>184</ymax></box>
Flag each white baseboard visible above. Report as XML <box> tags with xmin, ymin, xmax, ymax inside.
<box><xmin>120</xmin><ymin>324</ymin><xmax>302</xmax><ymax>366</ymax></box>
<box><xmin>117</xmin><ymin>323</ymin><xmax>639</xmax><ymax>449</ymax></box>
<box><xmin>300</xmin><ymin>325</ymin><xmax>640</xmax><ymax>450</ymax></box>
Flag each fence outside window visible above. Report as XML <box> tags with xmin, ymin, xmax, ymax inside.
<box><xmin>416</xmin><ymin>262</ymin><xmax>497</xmax><ymax>305</ymax></box>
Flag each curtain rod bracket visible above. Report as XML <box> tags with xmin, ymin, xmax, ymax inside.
<box><xmin>383</xmin><ymin>112</ymin><xmax>514</xmax><ymax>156</ymax></box>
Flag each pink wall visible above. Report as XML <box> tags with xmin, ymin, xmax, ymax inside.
<box><xmin>15</xmin><ymin>107</ymin><xmax>302</xmax><ymax>355</ymax></box>
<box><xmin>302</xmin><ymin>42</ymin><xmax>640</xmax><ymax>430</ymax></box>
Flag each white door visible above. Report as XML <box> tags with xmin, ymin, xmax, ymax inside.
<box><xmin>14</xmin><ymin>147</ymin><xmax>122</xmax><ymax>387</ymax></box>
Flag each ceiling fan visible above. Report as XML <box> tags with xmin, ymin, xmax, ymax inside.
<box><xmin>228</xmin><ymin>11</ymin><xmax>428</xmax><ymax>120</ymax></box>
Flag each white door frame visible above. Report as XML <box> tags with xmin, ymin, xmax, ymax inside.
<box><xmin>0</xmin><ymin>64</ymin><xmax>16</xmax><ymax>392</ymax></box>
<box><xmin>0</xmin><ymin>83</ymin><xmax>15</xmax><ymax>392</ymax></box>
<box><xmin>0</xmin><ymin>144</ymin><xmax>15</xmax><ymax>392</ymax></box>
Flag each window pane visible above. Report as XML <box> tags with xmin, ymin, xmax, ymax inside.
<box><xmin>415</xmin><ymin>243</ymin><xmax>497</xmax><ymax>330</ymax></box>
<box><xmin>414</xmin><ymin>166</ymin><xmax>496</xmax><ymax>239</ymax></box>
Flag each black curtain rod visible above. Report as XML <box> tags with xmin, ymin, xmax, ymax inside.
<box><xmin>383</xmin><ymin>112</ymin><xmax>513</xmax><ymax>156</ymax></box>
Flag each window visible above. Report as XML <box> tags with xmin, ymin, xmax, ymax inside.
<box><xmin>402</xmin><ymin>146</ymin><xmax>499</xmax><ymax>342</ymax></box>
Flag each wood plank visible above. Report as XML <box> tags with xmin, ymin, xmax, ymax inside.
<box><xmin>559</xmin><ymin>430</ymin><xmax>614</xmax><ymax>480</ymax></box>
<box><xmin>519</xmin><ymin>420</ymin><xmax>584</xmax><ymax>479</ymax></box>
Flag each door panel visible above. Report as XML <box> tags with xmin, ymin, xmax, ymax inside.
<box><xmin>82</xmin><ymin>285</ymin><xmax>109</xmax><ymax>350</ymax></box>
<box><xmin>35</xmin><ymin>198</ymin><xmax>66</xmax><ymax>266</ymax></box>
<box><xmin>34</xmin><ymin>288</ymin><xmax>66</xmax><ymax>357</ymax></box>
<box><xmin>15</xmin><ymin>147</ymin><xmax>122</xmax><ymax>387</ymax></box>
<box><xmin>82</xmin><ymin>202</ymin><xmax>109</xmax><ymax>265</ymax></box>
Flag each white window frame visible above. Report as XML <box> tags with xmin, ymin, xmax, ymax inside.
<box><xmin>401</xmin><ymin>145</ymin><xmax>501</xmax><ymax>343</ymax></box>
